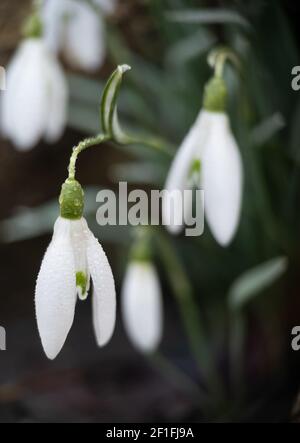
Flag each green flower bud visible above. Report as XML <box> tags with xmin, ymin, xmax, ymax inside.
<box><xmin>59</xmin><ymin>179</ymin><xmax>84</xmax><ymax>220</ymax></box>
<box><xmin>203</xmin><ymin>77</ymin><xmax>227</xmax><ymax>113</ymax></box>
<box><xmin>130</xmin><ymin>242</ymin><xmax>152</xmax><ymax>263</ymax></box>
<box><xmin>188</xmin><ymin>159</ymin><xmax>202</xmax><ymax>187</ymax></box>
<box><xmin>130</xmin><ymin>228</ymin><xmax>152</xmax><ymax>263</ymax></box>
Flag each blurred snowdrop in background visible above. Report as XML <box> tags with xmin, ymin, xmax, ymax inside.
<box><xmin>43</xmin><ymin>0</ymin><xmax>117</xmax><ymax>72</ymax></box>
<box><xmin>122</xmin><ymin>259</ymin><xmax>163</xmax><ymax>353</ymax></box>
<box><xmin>0</xmin><ymin>0</ymin><xmax>117</xmax><ymax>151</ymax></box>
<box><xmin>163</xmin><ymin>110</ymin><xmax>210</xmax><ymax>236</ymax></box>
<box><xmin>1</xmin><ymin>37</ymin><xmax>68</xmax><ymax>151</ymax></box>
<box><xmin>0</xmin><ymin>0</ymin><xmax>68</xmax><ymax>150</ymax></box>
<box><xmin>163</xmin><ymin>72</ymin><xmax>243</xmax><ymax>246</ymax></box>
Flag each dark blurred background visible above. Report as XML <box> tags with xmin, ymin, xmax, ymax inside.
<box><xmin>1</xmin><ymin>0</ymin><xmax>300</xmax><ymax>423</ymax></box>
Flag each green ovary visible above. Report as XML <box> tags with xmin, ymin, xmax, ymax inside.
<box><xmin>203</xmin><ymin>76</ymin><xmax>227</xmax><ymax>113</ymax></box>
<box><xmin>59</xmin><ymin>179</ymin><xmax>84</xmax><ymax>220</ymax></box>
<box><xmin>189</xmin><ymin>159</ymin><xmax>202</xmax><ymax>185</ymax></box>
<box><xmin>76</xmin><ymin>272</ymin><xmax>88</xmax><ymax>300</ymax></box>
<box><xmin>190</xmin><ymin>159</ymin><xmax>201</xmax><ymax>176</ymax></box>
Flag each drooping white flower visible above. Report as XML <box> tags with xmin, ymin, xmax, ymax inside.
<box><xmin>163</xmin><ymin>77</ymin><xmax>243</xmax><ymax>246</ymax></box>
<box><xmin>35</xmin><ymin>216</ymin><xmax>116</xmax><ymax>360</ymax></box>
<box><xmin>1</xmin><ymin>38</ymin><xmax>68</xmax><ymax>151</ymax></box>
<box><xmin>43</xmin><ymin>0</ymin><xmax>117</xmax><ymax>72</ymax></box>
<box><xmin>122</xmin><ymin>261</ymin><xmax>163</xmax><ymax>353</ymax></box>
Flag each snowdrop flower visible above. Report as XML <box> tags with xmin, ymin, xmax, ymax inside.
<box><xmin>163</xmin><ymin>76</ymin><xmax>243</xmax><ymax>246</ymax></box>
<box><xmin>43</xmin><ymin>0</ymin><xmax>117</xmax><ymax>72</ymax></box>
<box><xmin>122</xmin><ymin>260</ymin><xmax>163</xmax><ymax>353</ymax></box>
<box><xmin>1</xmin><ymin>36</ymin><xmax>68</xmax><ymax>151</ymax></box>
<box><xmin>35</xmin><ymin>179</ymin><xmax>116</xmax><ymax>359</ymax></box>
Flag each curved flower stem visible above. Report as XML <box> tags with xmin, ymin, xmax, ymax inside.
<box><xmin>67</xmin><ymin>131</ymin><xmax>172</xmax><ymax>182</ymax></box>
<box><xmin>123</xmin><ymin>134</ymin><xmax>175</xmax><ymax>158</ymax></box>
<box><xmin>209</xmin><ymin>47</ymin><xmax>241</xmax><ymax>79</ymax></box>
<box><xmin>111</xmin><ymin>133</ymin><xmax>175</xmax><ymax>158</ymax></box>
<box><xmin>215</xmin><ymin>53</ymin><xmax>227</xmax><ymax>78</ymax></box>
<box><xmin>68</xmin><ymin>134</ymin><xmax>110</xmax><ymax>180</ymax></box>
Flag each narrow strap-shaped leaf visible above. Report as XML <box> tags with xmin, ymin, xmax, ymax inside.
<box><xmin>228</xmin><ymin>256</ymin><xmax>288</xmax><ymax>310</ymax></box>
<box><xmin>251</xmin><ymin>113</ymin><xmax>285</xmax><ymax>147</ymax></box>
<box><xmin>100</xmin><ymin>64</ymin><xmax>131</xmax><ymax>142</ymax></box>
<box><xmin>166</xmin><ymin>9</ymin><xmax>251</xmax><ymax>30</ymax></box>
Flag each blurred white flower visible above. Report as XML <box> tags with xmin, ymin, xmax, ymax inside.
<box><xmin>202</xmin><ymin>113</ymin><xmax>243</xmax><ymax>246</ymax></box>
<box><xmin>1</xmin><ymin>38</ymin><xmax>68</xmax><ymax>151</ymax></box>
<box><xmin>163</xmin><ymin>110</ymin><xmax>210</xmax><ymax>235</ymax></box>
<box><xmin>122</xmin><ymin>261</ymin><xmax>163</xmax><ymax>353</ymax></box>
<box><xmin>35</xmin><ymin>216</ymin><xmax>116</xmax><ymax>360</ymax></box>
<box><xmin>43</xmin><ymin>0</ymin><xmax>117</xmax><ymax>72</ymax></box>
<box><xmin>163</xmin><ymin>108</ymin><xmax>243</xmax><ymax>246</ymax></box>
<box><xmin>42</xmin><ymin>0</ymin><xmax>68</xmax><ymax>54</ymax></box>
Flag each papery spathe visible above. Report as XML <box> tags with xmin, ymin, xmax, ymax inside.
<box><xmin>35</xmin><ymin>216</ymin><xmax>116</xmax><ymax>360</ymax></box>
<box><xmin>1</xmin><ymin>38</ymin><xmax>67</xmax><ymax>150</ymax></box>
<box><xmin>122</xmin><ymin>262</ymin><xmax>163</xmax><ymax>353</ymax></box>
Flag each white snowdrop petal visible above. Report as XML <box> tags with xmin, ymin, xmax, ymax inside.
<box><xmin>13</xmin><ymin>41</ymin><xmax>50</xmax><ymax>149</ymax></box>
<box><xmin>86</xmin><ymin>231</ymin><xmax>116</xmax><ymax>347</ymax></box>
<box><xmin>70</xmin><ymin>218</ymin><xmax>90</xmax><ymax>300</ymax></box>
<box><xmin>44</xmin><ymin>52</ymin><xmax>68</xmax><ymax>143</ymax></box>
<box><xmin>35</xmin><ymin>217</ymin><xmax>77</xmax><ymax>360</ymax></box>
<box><xmin>122</xmin><ymin>262</ymin><xmax>163</xmax><ymax>353</ymax></box>
<box><xmin>1</xmin><ymin>38</ymin><xmax>67</xmax><ymax>149</ymax></box>
<box><xmin>8</xmin><ymin>40</ymin><xmax>49</xmax><ymax>150</ymax></box>
<box><xmin>1</xmin><ymin>42</ymin><xmax>28</xmax><ymax>138</ymax></box>
<box><xmin>163</xmin><ymin>110</ymin><xmax>211</xmax><ymax>234</ymax></box>
<box><xmin>63</xmin><ymin>2</ymin><xmax>106</xmax><ymax>71</ymax></box>
<box><xmin>203</xmin><ymin>112</ymin><xmax>243</xmax><ymax>246</ymax></box>
<box><xmin>94</xmin><ymin>0</ymin><xmax>117</xmax><ymax>15</ymax></box>
<box><xmin>1</xmin><ymin>40</ymin><xmax>46</xmax><ymax>149</ymax></box>
<box><xmin>42</xmin><ymin>0</ymin><xmax>68</xmax><ymax>53</ymax></box>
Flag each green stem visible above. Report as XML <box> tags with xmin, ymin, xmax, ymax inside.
<box><xmin>229</xmin><ymin>310</ymin><xmax>246</xmax><ymax>400</ymax></box>
<box><xmin>215</xmin><ymin>54</ymin><xmax>227</xmax><ymax>78</ymax></box>
<box><xmin>155</xmin><ymin>230</ymin><xmax>224</xmax><ymax>399</ymax></box>
<box><xmin>149</xmin><ymin>352</ymin><xmax>209</xmax><ymax>404</ymax></box>
<box><xmin>124</xmin><ymin>134</ymin><xmax>175</xmax><ymax>158</ymax></box>
<box><xmin>68</xmin><ymin>134</ymin><xmax>110</xmax><ymax>180</ymax></box>
<box><xmin>209</xmin><ymin>47</ymin><xmax>241</xmax><ymax>79</ymax></box>
<box><xmin>23</xmin><ymin>0</ymin><xmax>43</xmax><ymax>38</ymax></box>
